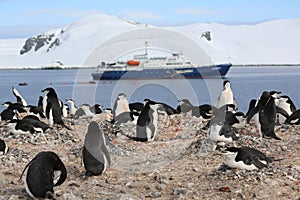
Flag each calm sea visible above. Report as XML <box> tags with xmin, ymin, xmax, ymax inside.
<box><xmin>0</xmin><ymin>65</ymin><xmax>300</xmax><ymax>113</ymax></box>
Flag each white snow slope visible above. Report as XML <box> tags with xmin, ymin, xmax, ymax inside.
<box><xmin>0</xmin><ymin>12</ymin><xmax>299</xmax><ymax>68</ymax></box>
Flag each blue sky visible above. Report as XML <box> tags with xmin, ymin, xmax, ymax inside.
<box><xmin>0</xmin><ymin>0</ymin><xmax>299</xmax><ymax>38</ymax></box>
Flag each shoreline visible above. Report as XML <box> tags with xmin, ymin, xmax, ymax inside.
<box><xmin>0</xmin><ymin>64</ymin><xmax>299</xmax><ymax>70</ymax></box>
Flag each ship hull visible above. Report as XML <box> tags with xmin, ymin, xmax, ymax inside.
<box><xmin>92</xmin><ymin>63</ymin><xmax>232</xmax><ymax>80</ymax></box>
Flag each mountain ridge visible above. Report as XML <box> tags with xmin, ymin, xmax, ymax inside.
<box><xmin>0</xmin><ymin>13</ymin><xmax>299</xmax><ymax>68</ymax></box>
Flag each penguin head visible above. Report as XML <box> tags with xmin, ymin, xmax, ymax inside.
<box><xmin>150</xmin><ymin>103</ymin><xmax>161</xmax><ymax>111</ymax></box>
<box><xmin>41</xmin><ymin>87</ymin><xmax>55</xmax><ymax>95</ymax></box>
<box><xmin>2</xmin><ymin>101</ymin><xmax>12</xmax><ymax>107</ymax></box>
<box><xmin>117</xmin><ymin>93</ymin><xmax>127</xmax><ymax>100</ymax></box>
<box><xmin>66</xmin><ymin>99</ymin><xmax>75</xmax><ymax>104</ymax></box>
<box><xmin>178</xmin><ymin>99</ymin><xmax>192</xmax><ymax>105</ymax></box>
<box><xmin>143</xmin><ymin>98</ymin><xmax>150</xmax><ymax>105</ymax></box>
<box><xmin>86</xmin><ymin>121</ymin><xmax>101</xmax><ymax>137</ymax></box>
<box><xmin>269</xmin><ymin>91</ymin><xmax>281</xmax><ymax>99</ymax></box>
<box><xmin>278</xmin><ymin>96</ymin><xmax>289</xmax><ymax>103</ymax></box>
<box><xmin>222</xmin><ymin>147</ymin><xmax>239</xmax><ymax>160</ymax></box>
<box><xmin>45</xmin><ymin>152</ymin><xmax>67</xmax><ymax>186</ymax></box>
<box><xmin>80</xmin><ymin>103</ymin><xmax>91</xmax><ymax>109</ymax></box>
<box><xmin>223</xmin><ymin>80</ymin><xmax>231</xmax><ymax>89</ymax></box>
<box><xmin>259</xmin><ymin>91</ymin><xmax>272</xmax><ymax>103</ymax></box>
<box><xmin>224</xmin><ymin>146</ymin><xmax>239</xmax><ymax>154</ymax></box>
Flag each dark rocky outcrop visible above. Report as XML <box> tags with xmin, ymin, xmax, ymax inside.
<box><xmin>20</xmin><ymin>33</ymin><xmax>61</xmax><ymax>55</ymax></box>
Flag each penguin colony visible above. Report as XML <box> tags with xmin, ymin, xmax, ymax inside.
<box><xmin>0</xmin><ymin>80</ymin><xmax>299</xmax><ymax>198</ymax></box>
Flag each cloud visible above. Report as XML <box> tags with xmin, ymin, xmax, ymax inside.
<box><xmin>25</xmin><ymin>8</ymin><xmax>100</xmax><ymax>19</ymax></box>
<box><xmin>122</xmin><ymin>10</ymin><xmax>163</xmax><ymax>20</ymax></box>
<box><xmin>177</xmin><ymin>7</ymin><xmax>220</xmax><ymax>16</ymax></box>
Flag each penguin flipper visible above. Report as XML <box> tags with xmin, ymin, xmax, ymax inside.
<box><xmin>62</xmin><ymin>123</ymin><xmax>72</xmax><ymax>130</ymax></box>
<box><xmin>12</xmin><ymin>87</ymin><xmax>27</xmax><ymax>106</ymax></box>
<box><xmin>276</xmin><ymin>106</ymin><xmax>289</xmax><ymax>119</ymax></box>
<box><xmin>251</xmin><ymin>157</ymin><xmax>268</xmax><ymax>169</ymax></box>
<box><xmin>148</xmin><ymin>123</ymin><xmax>156</xmax><ymax>140</ymax></box>
<box><xmin>53</xmin><ymin>157</ymin><xmax>67</xmax><ymax>187</ymax></box>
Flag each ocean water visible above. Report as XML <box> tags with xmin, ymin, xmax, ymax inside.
<box><xmin>0</xmin><ymin>65</ymin><xmax>300</xmax><ymax>113</ymax></box>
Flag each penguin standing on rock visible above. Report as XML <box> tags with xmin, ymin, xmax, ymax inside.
<box><xmin>247</xmin><ymin>91</ymin><xmax>281</xmax><ymax>140</ymax></box>
<box><xmin>134</xmin><ymin>99</ymin><xmax>162</xmax><ymax>142</ymax></box>
<box><xmin>42</xmin><ymin>87</ymin><xmax>71</xmax><ymax>130</ymax></box>
<box><xmin>215</xmin><ymin>80</ymin><xmax>237</xmax><ymax>109</ymax></box>
<box><xmin>83</xmin><ymin>121</ymin><xmax>111</xmax><ymax>177</ymax></box>
<box><xmin>19</xmin><ymin>151</ymin><xmax>67</xmax><ymax>199</ymax></box>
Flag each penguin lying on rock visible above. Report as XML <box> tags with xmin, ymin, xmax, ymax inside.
<box><xmin>223</xmin><ymin>146</ymin><xmax>272</xmax><ymax>170</ymax></box>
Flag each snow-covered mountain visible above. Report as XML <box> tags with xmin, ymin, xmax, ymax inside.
<box><xmin>0</xmin><ymin>12</ymin><xmax>299</xmax><ymax>68</ymax></box>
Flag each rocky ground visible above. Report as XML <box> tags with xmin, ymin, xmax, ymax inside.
<box><xmin>0</xmin><ymin>114</ymin><xmax>299</xmax><ymax>200</ymax></box>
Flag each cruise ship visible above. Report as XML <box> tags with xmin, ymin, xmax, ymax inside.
<box><xmin>92</xmin><ymin>50</ymin><xmax>231</xmax><ymax>80</ymax></box>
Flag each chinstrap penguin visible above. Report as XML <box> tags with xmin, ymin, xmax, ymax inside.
<box><xmin>19</xmin><ymin>151</ymin><xmax>67</xmax><ymax>199</ymax></box>
<box><xmin>42</xmin><ymin>87</ymin><xmax>71</xmax><ymax>130</ymax></box>
<box><xmin>247</xmin><ymin>91</ymin><xmax>281</xmax><ymax>140</ymax></box>
<box><xmin>83</xmin><ymin>121</ymin><xmax>111</xmax><ymax>177</ymax></box>
<box><xmin>134</xmin><ymin>99</ymin><xmax>162</xmax><ymax>142</ymax></box>
<box><xmin>215</xmin><ymin>80</ymin><xmax>237</xmax><ymax>109</ymax></box>
<box><xmin>223</xmin><ymin>146</ymin><xmax>270</xmax><ymax>170</ymax></box>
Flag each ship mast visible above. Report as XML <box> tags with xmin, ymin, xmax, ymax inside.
<box><xmin>144</xmin><ymin>41</ymin><xmax>148</xmax><ymax>56</ymax></box>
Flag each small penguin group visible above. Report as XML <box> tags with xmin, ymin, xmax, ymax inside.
<box><xmin>207</xmin><ymin>80</ymin><xmax>287</xmax><ymax>171</ymax></box>
<box><xmin>112</xmin><ymin>93</ymin><xmax>174</xmax><ymax>142</ymax></box>
<box><xmin>0</xmin><ymin>87</ymin><xmax>71</xmax><ymax>131</ymax></box>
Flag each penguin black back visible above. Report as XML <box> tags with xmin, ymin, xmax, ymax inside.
<box><xmin>20</xmin><ymin>151</ymin><xmax>67</xmax><ymax>199</ymax></box>
<box><xmin>83</xmin><ymin>121</ymin><xmax>111</xmax><ymax>177</ymax></box>
<box><xmin>224</xmin><ymin>146</ymin><xmax>269</xmax><ymax>170</ymax></box>
<box><xmin>247</xmin><ymin>91</ymin><xmax>281</xmax><ymax>140</ymax></box>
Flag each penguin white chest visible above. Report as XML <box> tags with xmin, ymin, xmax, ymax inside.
<box><xmin>115</xmin><ymin>99</ymin><xmax>130</xmax><ymax>116</ymax></box>
<box><xmin>277</xmin><ymin>101</ymin><xmax>292</xmax><ymax>124</ymax></box>
<box><xmin>219</xmin><ymin>89</ymin><xmax>233</xmax><ymax>107</ymax></box>
<box><xmin>209</xmin><ymin>124</ymin><xmax>233</xmax><ymax>142</ymax></box>
<box><xmin>42</xmin><ymin>95</ymin><xmax>48</xmax><ymax>114</ymax></box>
<box><xmin>224</xmin><ymin>152</ymin><xmax>258</xmax><ymax>170</ymax></box>
<box><xmin>48</xmin><ymin>108</ymin><xmax>54</xmax><ymax>126</ymax></box>
<box><xmin>209</xmin><ymin>124</ymin><xmax>223</xmax><ymax>142</ymax></box>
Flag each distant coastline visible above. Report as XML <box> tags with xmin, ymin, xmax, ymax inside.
<box><xmin>0</xmin><ymin>64</ymin><xmax>300</xmax><ymax>70</ymax></box>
